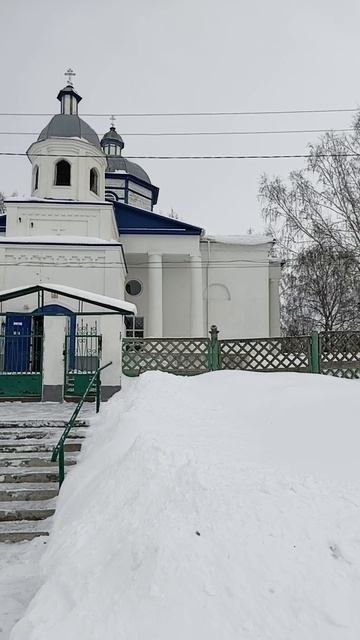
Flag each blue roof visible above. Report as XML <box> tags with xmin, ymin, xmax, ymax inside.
<box><xmin>113</xmin><ymin>202</ymin><xmax>203</xmax><ymax>236</ymax></box>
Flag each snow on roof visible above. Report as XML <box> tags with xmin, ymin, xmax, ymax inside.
<box><xmin>0</xmin><ymin>283</ymin><xmax>136</xmax><ymax>315</ymax></box>
<box><xmin>204</xmin><ymin>234</ymin><xmax>274</xmax><ymax>246</ymax></box>
<box><xmin>0</xmin><ymin>236</ymin><xmax>121</xmax><ymax>246</ymax></box>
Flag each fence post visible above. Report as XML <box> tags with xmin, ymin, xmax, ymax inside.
<box><xmin>310</xmin><ymin>331</ymin><xmax>320</xmax><ymax>373</ymax></box>
<box><xmin>209</xmin><ymin>325</ymin><xmax>220</xmax><ymax>371</ymax></box>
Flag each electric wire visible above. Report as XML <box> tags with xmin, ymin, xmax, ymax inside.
<box><xmin>1</xmin><ymin>152</ymin><xmax>360</xmax><ymax>160</ymax></box>
<box><xmin>0</xmin><ymin>107</ymin><xmax>358</xmax><ymax>117</ymax></box>
<box><xmin>0</xmin><ymin>128</ymin><xmax>353</xmax><ymax>137</ymax></box>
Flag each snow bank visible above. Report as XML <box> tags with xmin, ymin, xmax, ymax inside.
<box><xmin>11</xmin><ymin>371</ymin><xmax>360</xmax><ymax>639</ymax></box>
<box><xmin>0</xmin><ymin>539</ymin><xmax>46</xmax><ymax>640</ymax></box>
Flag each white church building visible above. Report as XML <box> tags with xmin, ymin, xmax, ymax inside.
<box><xmin>0</xmin><ymin>73</ymin><xmax>281</xmax><ymax>399</ymax></box>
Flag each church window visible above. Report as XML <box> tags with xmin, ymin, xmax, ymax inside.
<box><xmin>33</xmin><ymin>165</ymin><xmax>39</xmax><ymax>191</ymax></box>
<box><xmin>90</xmin><ymin>168</ymin><xmax>99</xmax><ymax>194</ymax></box>
<box><xmin>55</xmin><ymin>159</ymin><xmax>71</xmax><ymax>186</ymax></box>
<box><xmin>208</xmin><ymin>283</ymin><xmax>231</xmax><ymax>300</ymax></box>
<box><xmin>125</xmin><ymin>279</ymin><xmax>142</xmax><ymax>296</ymax></box>
<box><xmin>105</xmin><ymin>190</ymin><xmax>117</xmax><ymax>202</ymax></box>
<box><xmin>124</xmin><ymin>315</ymin><xmax>144</xmax><ymax>338</ymax></box>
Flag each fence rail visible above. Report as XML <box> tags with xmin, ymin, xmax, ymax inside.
<box><xmin>319</xmin><ymin>331</ymin><xmax>360</xmax><ymax>378</ymax></box>
<box><xmin>122</xmin><ymin>337</ymin><xmax>210</xmax><ymax>376</ymax></box>
<box><xmin>122</xmin><ymin>327</ymin><xmax>360</xmax><ymax>379</ymax></box>
<box><xmin>219</xmin><ymin>336</ymin><xmax>311</xmax><ymax>373</ymax></box>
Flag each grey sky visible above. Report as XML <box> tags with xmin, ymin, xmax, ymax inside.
<box><xmin>0</xmin><ymin>0</ymin><xmax>359</xmax><ymax>234</ymax></box>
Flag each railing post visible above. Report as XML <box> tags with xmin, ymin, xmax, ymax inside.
<box><xmin>310</xmin><ymin>331</ymin><xmax>320</xmax><ymax>373</ymax></box>
<box><xmin>209</xmin><ymin>325</ymin><xmax>220</xmax><ymax>371</ymax></box>
<box><xmin>59</xmin><ymin>443</ymin><xmax>65</xmax><ymax>488</ymax></box>
<box><xmin>96</xmin><ymin>371</ymin><xmax>101</xmax><ymax>413</ymax></box>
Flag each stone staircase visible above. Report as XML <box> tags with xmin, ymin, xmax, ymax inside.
<box><xmin>0</xmin><ymin>420</ymin><xmax>88</xmax><ymax>542</ymax></box>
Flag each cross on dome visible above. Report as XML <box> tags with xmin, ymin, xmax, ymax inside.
<box><xmin>65</xmin><ymin>68</ymin><xmax>76</xmax><ymax>87</ymax></box>
<box><xmin>110</xmin><ymin>115</ymin><xmax>116</xmax><ymax>128</ymax></box>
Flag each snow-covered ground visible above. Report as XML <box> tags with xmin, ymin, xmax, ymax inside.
<box><xmin>0</xmin><ymin>401</ymin><xmax>95</xmax><ymax>422</ymax></box>
<box><xmin>8</xmin><ymin>371</ymin><xmax>360</xmax><ymax>639</ymax></box>
<box><xmin>0</xmin><ymin>540</ymin><xmax>46</xmax><ymax>640</ymax></box>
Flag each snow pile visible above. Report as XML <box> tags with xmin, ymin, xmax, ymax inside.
<box><xmin>0</xmin><ymin>539</ymin><xmax>46</xmax><ymax>640</ymax></box>
<box><xmin>11</xmin><ymin>371</ymin><xmax>360</xmax><ymax>639</ymax></box>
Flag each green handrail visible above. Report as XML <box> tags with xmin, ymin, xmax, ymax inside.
<box><xmin>51</xmin><ymin>361</ymin><xmax>112</xmax><ymax>487</ymax></box>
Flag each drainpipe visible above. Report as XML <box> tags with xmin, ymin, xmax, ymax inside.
<box><xmin>206</xmin><ymin>239</ymin><xmax>211</xmax><ymax>331</ymax></box>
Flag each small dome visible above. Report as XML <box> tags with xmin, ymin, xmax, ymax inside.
<box><xmin>101</xmin><ymin>126</ymin><xmax>124</xmax><ymax>147</ymax></box>
<box><xmin>106</xmin><ymin>156</ymin><xmax>151</xmax><ymax>184</ymax></box>
<box><xmin>101</xmin><ymin>123</ymin><xmax>151</xmax><ymax>184</ymax></box>
<box><xmin>38</xmin><ymin>114</ymin><xmax>101</xmax><ymax>150</ymax></box>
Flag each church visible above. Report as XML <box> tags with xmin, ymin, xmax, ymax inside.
<box><xmin>0</xmin><ymin>72</ymin><xmax>281</xmax><ymax>343</ymax></box>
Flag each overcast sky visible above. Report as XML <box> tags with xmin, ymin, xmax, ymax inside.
<box><xmin>0</xmin><ymin>0</ymin><xmax>359</xmax><ymax>234</ymax></box>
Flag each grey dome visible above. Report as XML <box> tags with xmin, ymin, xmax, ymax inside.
<box><xmin>38</xmin><ymin>114</ymin><xmax>101</xmax><ymax>150</ymax></box>
<box><xmin>101</xmin><ymin>127</ymin><xmax>124</xmax><ymax>146</ymax></box>
<box><xmin>106</xmin><ymin>156</ymin><xmax>151</xmax><ymax>184</ymax></box>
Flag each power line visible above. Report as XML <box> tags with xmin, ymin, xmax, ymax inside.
<box><xmin>0</xmin><ymin>152</ymin><xmax>359</xmax><ymax>160</ymax></box>
<box><xmin>0</xmin><ymin>128</ymin><xmax>353</xmax><ymax>137</ymax></box>
<box><xmin>0</xmin><ymin>108</ymin><xmax>358</xmax><ymax>117</ymax></box>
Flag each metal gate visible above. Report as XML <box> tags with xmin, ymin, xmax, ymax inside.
<box><xmin>64</xmin><ymin>320</ymin><xmax>102</xmax><ymax>398</ymax></box>
<box><xmin>0</xmin><ymin>315</ymin><xmax>43</xmax><ymax>399</ymax></box>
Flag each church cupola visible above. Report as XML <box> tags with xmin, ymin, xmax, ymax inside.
<box><xmin>101</xmin><ymin>117</ymin><xmax>124</xmax><ymax>156</ymax></box>
<box><xmin>26</xmin><ymin>69</ymin><xmax>107</xmax><ymax>202</ymax></box>
<box><xmin>57</xmin><ymin>69</ymin><xmax>82</xmax><ymax>115</ymax></box>
<box><xmin>101</xmin><ymin>117</ymin><xmax>159</xmax><ymax>210</ymax></box>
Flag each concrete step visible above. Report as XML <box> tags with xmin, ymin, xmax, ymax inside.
<box><xmin>0</xmin><ymin>499</ymin><xmax>56</xmax><ymax>522</ymax></box>
<box><xmin>0</xmin><ymin>453</ymin><xmax>78</xmax><ymax>468</ymax></box>
<box><xmin>0</xmin><ymin>418</ymin><xmax>87</xmax><ymax>543</ymax></box>
<box><xmin>0</xmin><ymin>519</ymin><xmax>51</xmax><ymax>542</ymax></box>
<box><xmin>0</xmin><ymin>482</ymin><xmax>59</xmax><ymax>501</ymax></box>
<box><xmin>0</xmin><ymin>468</ymin><xmax>59</xmax><ymax>483</ymax></box>
<box><xmin>0</xmin><ymin>429</ymin><xmax>87</xmax><ymax>441</ymax></box>
<box><xmin>0</xmin><ymin>420</ymin><xmax>89</xmax><ymax>429</ymax></box>
<box><xmin>0</xmin><ymin>440</ymin><xmax>83</xmax><ymax>453</ymax></box>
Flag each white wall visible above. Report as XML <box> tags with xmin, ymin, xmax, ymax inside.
<box><xmin>121</xmin><ymin>234</ymin><xmax>200</xmax><ymax>256</ymax></box>
<box><xmin>200</xmin><ymin>240</ymin><xmax>276</xmax><ymax>338</ymax></box>
<box><xmin>27</xmin><ymin>138</ymin><xmax>107</xmax><ymax>202</ymax></box>
<box><xmin>162</xmin><ymin>261</ymin><xmax>192</xmax><ymax>337</ymax></box>
<box><xmin>269</xmin><ymin>262</ymin><xmax>282</xmax><ymax>337</ymax></box>
<box><xmin>5</xmin><ymin>202</ymin><xmax>119</xmax><ymax>242</ymax></box>
<box><xmin>123</xmin><ymin>236</ymin><xmax>279</xmax><ymax>339</ymax></box>
<box><xmin>0</xmin><ymin>243</ymin><xmax>127</xmax><ymax>316</ymax></box>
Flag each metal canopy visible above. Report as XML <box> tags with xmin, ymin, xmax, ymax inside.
<box><xmin>0</xmin><ymin>283</ymin><xmax>136</xmax><ymax>316</ymax></box>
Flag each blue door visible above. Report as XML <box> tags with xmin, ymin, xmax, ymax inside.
<box><xmin>4</xmin><ymin>315</ymin><xmax>32</xmax><ymax>372</ymax></box>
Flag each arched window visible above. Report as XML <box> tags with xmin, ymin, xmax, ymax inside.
<box><xmin>208</xmin><ymin>283</ymin><xmax>231</xmax><ymax>301</ymax></box>
<box><xmin>90</xmin><ymin>168</ymin><xmax>99</xmax><ymax>194</ymax></box>
<box><xmin>55</xmin><ymin>160</ymin><xmax>71</xmax><ymax>186</ymax></box>
<box><xmin>33</xmin><ymin>165</ymin><xmax>39</xmax><ymax>191</ymax></box>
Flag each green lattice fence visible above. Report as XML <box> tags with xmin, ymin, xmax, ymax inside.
<box><xmin>218</xmin><ymin>336</ymin><xmax>312</xmax><ymax>372</ymax></box>
<box><xmin>319</xmin><ymin>331</ymin><xmax>360</xmax><ymax>378</ymax></box>
<box><xmin>122</xmin><ymin>338</ymin><xmax>211</xmax><ymax>376</ymax></box>
<box><xmin>122</xmin><ymin>329</ymin><xmax>360</xmax><ymax>378</ymax></box>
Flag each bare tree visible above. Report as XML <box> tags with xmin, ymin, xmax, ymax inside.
<box><xmin>259</xmin><ymin>118</ymin><xmax>360</xmax><ymax>333</ymax></box>
<box><xmin>259</xmin><ymin>119</ymin><xmax>360</xmax><ymax>258</ymax></box>
<box><xmin>282</xmin><ymin>244</ymin><xmax>359</xmax><ymax>334</ymax></box>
